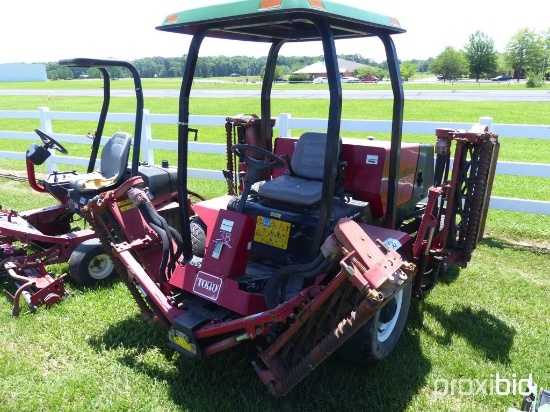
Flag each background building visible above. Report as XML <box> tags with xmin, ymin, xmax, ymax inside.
<box><xmin>293</xmin><ymin>58</ymin><xmax>367</xmax><ymax>79</ymax></box>
<box><xmin>0</xmin><ymin>63</ymin><xmax>47</xmax><ymax>82</ymax></box>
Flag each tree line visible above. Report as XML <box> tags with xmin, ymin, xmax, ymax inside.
<box><xmin>44</xmin><ymin>54</ymin><xmax>394</xmax><ymax>81</ymax></box>
<box><xmin>432</xmin><ymin>28</ymin><xmax>550</xmax><ymax>84</ymax></box>
<box><xmin>44</xmin><ymin>27</ymin><xmax>549</xmax><ymax>84</ymax></box>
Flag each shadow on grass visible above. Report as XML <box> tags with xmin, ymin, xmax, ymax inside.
<box><xmin>88</xmin><ymin>299</ymin><xmax>431</xmax><ymax>412</ymax></box>
<box><xmin>482</xmin><ymin>236</ymin><xmax>550</xmax><ymax>255</ymax></box>
<box><xmin>424</xmin><ymin>234</ymin><xmax>550</xmax><ymax>293</ymax></box>
<box><xmin>421</xmin><ymin>301</ymin><xmax>514</xmax><ymax>365</ymax></box>
<box><xmin>434</xmin><ymin>262</ymin><xmax>461</xmax><ymax>287</ymax></box>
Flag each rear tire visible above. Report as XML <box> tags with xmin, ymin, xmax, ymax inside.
<box><xmin>69</xmin><ymin>239</ymin><xmax>116</xmax><ymax>285</ymax></box>
<box><xmin>336</xmin><ymin>281</ymin><xmax>412</xmax><ymax>366</ymax></box>
<box><xmin>190</xmin><ymin>217</ymin><xmax>207</xmax><ymax>257</ymax></box>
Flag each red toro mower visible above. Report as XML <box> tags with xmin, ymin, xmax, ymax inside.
<box><xmin>80</xmin><ymin>0</ymin><xmax>499</xmax><ymax>396</ymax></box>
<box><xmin>1</xmin><ymin>59</ymin><xmax>183</xmax><ymax>315</ymax></box>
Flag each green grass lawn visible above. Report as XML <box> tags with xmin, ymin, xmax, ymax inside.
<box><xmin>0</xmin><ymin>85</ymin><xmax>549</xmax><ymax>412</ymax></box>
<box><xmin>0</xmin><ymin>178</ymin><xmax>548</xmax><ymax>412</ymax></box>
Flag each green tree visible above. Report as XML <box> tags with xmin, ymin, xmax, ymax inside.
<box><xmin>354</xmin><ymin>65</ymin><xmax>385</xmax><ymax>80</ymax></box>
<box><xmin>168</xmin><ymin>57</ymin><xmax>185</xmax><ymax>78</ymax></box>
<box><xmin>542</xmin><ymin>29</ymin><xmax>550</xmax><ymax>79</ymax></box>
<box><xmin>430</xmin><ymin>47</ymin><xmax>469</xmax><ymax>81</ymax></box>
<box><xmin>86</xmin><ymin>68</ymin><xmax>102</xmax><ymax>79</ymax></box>
<box><xmin>400</xmin><ymin>61</ymin><xmax>417</xmax><ymax>81</ymax></box>
<box><xmin>505</xmin><ymin>28</ymin><xmax>544</xmax><ymax>81</ymax></box>
<box><xmin>465</xmin><ymin>31</ymin><xmax>497</xmax><ymax>81</ymax></box>
<box><xmin>106</xmin><ymin>66</ymin><xmax>127</xmax><ymax>80</ymax></box>
<box><xmin>495</xmin><ymin>53</ymin><xmax>512</xmax><ymax>76</ymax></box>
<box><xmin>412</xmin><ymin>58</ymin><xmax>432</xmax><ymax>73</ymax></box>
<box><xmin>53</xmin><ymin>67</ymin><xmax>73</xmax><ymax>80</ymax></box>
<box><xmin>273</xmin><ymin>66</ymin><xmax>285</xmax><ymax>79</ymax></box>
<box><xmin>133</xmin><ymin>57</ymin><xmax>163</xmax><ymax>78</ymax></box>
<box><xmin>45</xmin><ymin>62</ymin><xmax>60</xmax><ymax>80</ymax></box>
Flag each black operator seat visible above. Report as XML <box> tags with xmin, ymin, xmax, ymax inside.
<box><xmin>69</xmin><ymin>132</ymin><xmax>132</xmax><ymax>192</ymax></box>
<box><xmin>257</xmin><ymin>132</ymin><xmax>332</xmax><ymax>207</ymax></box>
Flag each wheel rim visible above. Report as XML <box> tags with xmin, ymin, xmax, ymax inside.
<box><xmin>377</xmin><ymin>289</ymin><xmax>403</xmax><ymax>342</ymax></box>
<box><xmin>87</xmin><ymin>254</ymin><xmax>114</xmax><ymax>280</ymax></box>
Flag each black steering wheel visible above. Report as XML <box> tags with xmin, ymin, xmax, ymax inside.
<box><xmin>35</xmin><ymin>128</ymin><xmax>69</xmax><ymax>155</ymax></box>
<box><xmin>231</xmin><ymin>144</ymin><xmax>285</xmax><ymax>172</ymax></box>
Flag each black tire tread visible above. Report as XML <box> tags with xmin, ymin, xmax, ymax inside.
<box><xmin>68</xmin><ymin>239</ymin><xmax>115</xmax><ymax>286</ymax></box>
<box><xmin>336</xmin><ymin>282</ymin><xmax>412</xmax><ymax>366</ymax></box>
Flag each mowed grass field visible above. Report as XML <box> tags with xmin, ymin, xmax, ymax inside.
<box><xmin>0</xmin><ymin>81</ymin><xmax>549</xmax><ymax>412</ymax></box>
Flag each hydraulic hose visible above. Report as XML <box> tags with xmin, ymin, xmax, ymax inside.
<box><xmin>434</xmin><ymin>154</ymin><xmax>448</xmax><ymax>187</ymax></box>
<box><xmin>279</xmin><ymin>258</ymin><xmax>334</xmax><ymax>304</ymax></box>
<box><xmin>144</xmin><ymin>201</ymin><xmax>184</xmax><ymax>252</ymax></box>
<box><xmin>265</xmin><ymin>252</ymin><xmax>328</xmax><ymax>310</ymax></box>
<box><xmin>138</xmin><ymin>200</ymin><xmax>183</xmax><ymax>280</ymax></box>
<box><xmin>146</xmin><ymin>219</ymin><xmax>170</xmax><ymax>280</ymax></box>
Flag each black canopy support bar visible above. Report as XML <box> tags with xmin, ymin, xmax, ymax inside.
<box><xmin>177</xmin><ymin>29</ymin><xmax>209</xmax><ymax>262</ymax></box>
<box><xmin>309</xmin><ymin>17</ymin><xmax>342</xmax><ymax>258</ymax></box>
<box><xmin>261</xmin><ymin>40</ymin><xmax>286</xmax><ymax>151</ymax></box>
<box><xmin>59</xmin><ymin>58</ymin><xmax>144</xmax><ymax>177</ymax></box>
<box><xmin>379</xmin><ymin>35</ymin><xmax>404</xmax><ymax>230</ymax></box>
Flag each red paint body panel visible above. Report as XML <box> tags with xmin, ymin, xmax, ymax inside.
<box><xmin>110</xmin><ymin>194</ymin><xmax>155</xmax><ymax>243</ymax></box>
<box><xmin>169</xmin><ymin>209</ymin><xmax>266</xmax><ymax>315</ymax></box>
<box><xmin>200</xmin><ymin>209</ymin><xmax>255</xmax><ymax>278</ymax></box>
<box><xmin>358</xmin><ymin>223</ymin><xmax>411</xmax><ymax>250</ymax></box>
<box><xmin>334</xmin><ymin>219</ymin><xmax>405</xmax><ymax>289</ymax></box>
<box><xmin>274</xmin><ymin>137</ymin><xmax>421</xmax><ymax>218</ymax></box>
<box><xmin>19</xmin><ymin>204</ymin><xmax>72</xmax><ymax>236</ymax></box>
<box><xmin>192</xmin><ymin>195</ymin><xmax>232</xmax><ymax>245</ymax></box>
<box><xmin>169</xmin><ymin>263</ymin><xmax>267</xmax><ymax>316</ymax></box>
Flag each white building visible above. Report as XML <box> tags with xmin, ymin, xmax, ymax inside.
<box><xmin>293</xmin><ymin>58</ymin><xmax>367</xmax><ymax>79</ymax></box>
<box><xmin>0</xmin><ymin>63</ymin><xmax>47</xmax><ymax>82</ymax></box>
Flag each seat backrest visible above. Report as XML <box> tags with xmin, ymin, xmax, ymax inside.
<box><xmin>290</xmin><ymin>132</ymin><xmax>328</xmax><ymax>180</ymax></box>
<box><xmin>100</xmin><ymin>132</ymin><xmax>132</xmax><ymax>179</ymax></box>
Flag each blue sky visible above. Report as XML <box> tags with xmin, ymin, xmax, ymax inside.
<box><xmin>1</xmin><ymin>0</ymin><xmax>548</xmax><ymax>64</ymax></box>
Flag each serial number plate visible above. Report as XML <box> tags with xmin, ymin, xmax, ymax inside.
<box><xmin>254</xmin><ymin>216</ymin><xmax>291</xmax><ymax>250</ymax></box>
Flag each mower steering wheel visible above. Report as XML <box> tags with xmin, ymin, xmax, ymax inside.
<box><xmin>231</xmin><ymin>144</ymin><xmax>285</xmax><ymax>172</ymax></box>
<box><xmin>35</xmin><ymin>128</ymin><xmax>69</xmax><ymax>155</ymax></box>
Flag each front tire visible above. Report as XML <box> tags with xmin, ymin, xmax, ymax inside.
<box><xmin>69</xmin><ymin>239</ymin><xmax>116</xmax><ymax>285</ymax></box>
<box><xmin>336</xmin><ymin>281</ymin><xmax>412</xmax><ymax>366</ymax></box>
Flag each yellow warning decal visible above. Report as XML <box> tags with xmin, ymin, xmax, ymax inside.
<box><xmin>117</xmin><ymin>198</ymin><xmax>136</xmax><ymax>212</ymax></box>
<box><xmin>254</xmin><ymin>216</ymin><xmax>291</xmax><ymax>250</ymax></box>
<box><xmin>171</xmin><ymin>330</ymin><xmax>197</xmax><ymax>355</ymax></box>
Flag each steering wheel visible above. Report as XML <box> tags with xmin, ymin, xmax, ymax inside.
<box><xmin>231</xmin><ymin>144</ymin><xmax>285</xmax><ymax>172</ymax></box>
<box><xmin>34</xmin><ymin>128</ymin><xmax>69</xmax><ymax>155</ymax></box>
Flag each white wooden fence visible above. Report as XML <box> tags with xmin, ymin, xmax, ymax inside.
<box><xmin>0</xmin><ymin>107</ymin><xmax>549</xmax><ymax>215</ymax></box>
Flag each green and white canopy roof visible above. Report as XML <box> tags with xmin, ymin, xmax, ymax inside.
<box><xmin>157</xmin><ymin>0</ymin><xmax>405</xmax><ymax>42</ymax></box>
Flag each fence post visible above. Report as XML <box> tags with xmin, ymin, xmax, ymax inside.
<box><xmin>479</xmin><ymin>116</ymin><xmax>493</xmax><ymax>129</ymax></box>
<box><xmin>278</xmin><ymin>113</ymin><xmax>291</xmax><ymax>137</ymax></box>
<box><xmin>141</xmin><ymin>109</ymin><xmax>154</xmax><ymax>165</ymax></box>
<box><xmin>38</xmin><ymin>107</ymin><xmax>55</xmax><ymax>173</ymax></box>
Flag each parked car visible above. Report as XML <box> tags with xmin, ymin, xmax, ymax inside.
<box><xmin>437</xmin><ymin>74</ymin><xmax>460</xmax><ymax>81</ymax></box>
<box><xmin>361</xmin><ymin>76</ymin><xmax>380</xmax><ymax>83</ymax></box>
<box><xmin>361</xmin><ymin>76</ymin><xmax>379</xmax><ymax>83</ymax></box>
<box><xmin>341</xmin><ymin>76</ymin><xmax>361</xmax><ymax>83</ymax></box>
<box><xmin>312</xmin><ymin>77</ymin><xmax>328</xmax><ymax>84</ymax></box>
<box><xmin>491</xmin><ymin>75</ymin><xmax>512</xmax><ymax>81</ymax></box>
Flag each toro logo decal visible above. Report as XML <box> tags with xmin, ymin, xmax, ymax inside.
<box><xmin>193</xmin><ymin>271</ymin><xmax>223</xmax><ymax>301</ymax></box>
